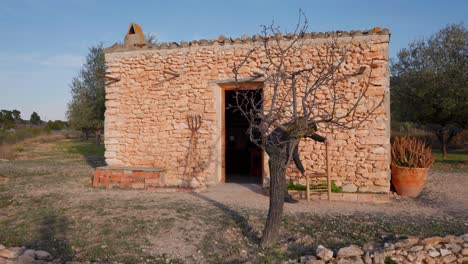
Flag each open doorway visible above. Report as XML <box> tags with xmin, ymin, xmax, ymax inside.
<box><xmin>224</xmin><ymin>89</ymin><xmax>263</xmax><ymax>183</ymax></box>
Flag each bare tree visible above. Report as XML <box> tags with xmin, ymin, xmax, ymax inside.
<box><xmin>231</xmin><ymin>12</ymin><xmax>386</xmax><ymax>247</ymax></box>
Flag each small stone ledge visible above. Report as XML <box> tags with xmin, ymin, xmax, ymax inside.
<box><xmin>288</xmin><ymin>190</ymin><xmax>390</xmax><ymax>203</ymax></box>
<box><xmin>92</xmin><ymin>166</ymin><xmax>203</xmax><ymax>192</ymax></box>
<box><xmin>208</xmin><ymin>76</ymin><xmax>265</xmax><ymax>84</ymax></box>
<box><xmin>97</xmin><ymin>166</ymin><xmax>166</xmax><ymax>172</ymax></box>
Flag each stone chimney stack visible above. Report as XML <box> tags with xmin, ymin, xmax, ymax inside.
<box><xmin>124</xmin><ymin>22</ymin><xmax>146</xmax><ymax>46</ymax></box>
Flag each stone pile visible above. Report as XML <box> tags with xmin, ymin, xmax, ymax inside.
<box><xmin>2</xmin><ymin>234</ymin><xmax>467</xmax><ymax>263</ymax></box>
<box><xmin>0</xmin><ymin>245</ymin><xmax>54</xmax><ymax>264</ymax></box>
<box><xmin>0</xmin><ymin>245</ymin><xmax>118</xmax><ymax>264</ymax></box>
<box><xmin>289</xmin><ymin>234</ymin><xmax>468</xmax><ymax>264</ymax></box>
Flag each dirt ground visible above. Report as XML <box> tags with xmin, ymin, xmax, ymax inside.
<box><xmin>0</xmin><ymin>139</ymin><xmax>467</xmax><ymax>264</ymax></box>
<box><xmin>198</xmin><ymin>170</ymin><xmax>468</xmax><ymax>217</ymax></box>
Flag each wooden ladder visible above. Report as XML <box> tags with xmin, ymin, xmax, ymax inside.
<box><xmin>305</xmin><ymin>144</ymin><xmax>331</xmax><ymax>202</ymax></box>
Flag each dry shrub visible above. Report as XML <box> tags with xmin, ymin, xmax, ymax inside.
<box><xmin>391</xmin><ymin>136</ymin><xmax>434</xmax><ymax>168</ymax></box>
<box><xmin>0</xmin><ymin>134</ymin><xmax>66</xmax><ymax>160</ymax></box>
<box><xmin>64</xmin><ymin>131</ymin><xmax>81</xmax><ymax>139</ymax></box>
<box><xmin>0</xmin><ymin>144</ymin><xmax>15</xmax><ymax>160</ymax></box>
<box><xmin>452</xmin><ymin>129</ymin><xmax>468</xmax><ymax>148</ymax></box>
<box><xmin>27</xmin><ymin>134</ymin><xmax>65</xmax><ymax>144</ymax></box>
<box><xmin>0</xmin><ymin>128</ymin><xmax>43</xmax><ymax>145</ymax></box>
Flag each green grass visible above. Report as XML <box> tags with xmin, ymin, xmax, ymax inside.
<box><xmin>287</xmin><ymin>181</ymin><xmax>343</xmax><ymax>193</ymax></box>
<box><xmin>433</xmin><ymin>149</ymin><xmax>468</xmax><ymax>162</ymax></box>
<box><xmin>432</xmin><ymin>149</ymin><xmax>467</xmax><ymax>172</ymax></box>
<box><xmin>57</xmin><ymin>140</ymin><xmax>105</xmax><ymax>157</ymax></box>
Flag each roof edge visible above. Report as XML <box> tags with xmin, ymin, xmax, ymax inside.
<box><xmin>106</xmin><ymin>27</ymin><xmax>390</xmax><ymax>54</ymax></box>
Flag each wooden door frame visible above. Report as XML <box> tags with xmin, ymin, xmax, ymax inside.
<box><xmin>220</xmin><ymin>81</ymin><xmax>264</xmax><ymax>184</ymax></box>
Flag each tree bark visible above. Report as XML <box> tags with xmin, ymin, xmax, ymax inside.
<box><xmin>95</xmin><ymin>129</ymin><xmax>101</xmax><ymax>146</ymax></box>
<box><xmin>82</xmin><ymin>128</ymin><xmax>89</xmax><ymax>141</ymax></box>
<box><xmin>441</xmin><ymin>141</ymin><xmax>447</xmax><ymax>159</ymax></box>
<box><xmin>261</xmin><ymin>151</ymin><xmax>287</xmax><ymax>248</ymax></box>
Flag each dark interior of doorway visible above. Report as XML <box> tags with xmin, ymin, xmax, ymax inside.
<box><xmin>225</xmin><ymin>89</ymin><xmax>263</xmax><ymax>183</ymax></box>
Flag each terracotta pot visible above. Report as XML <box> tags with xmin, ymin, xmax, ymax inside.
<box><xmin>391</xmin><ymin>165</ymin><xmax>428</xmax><ymax>198</ymax></box>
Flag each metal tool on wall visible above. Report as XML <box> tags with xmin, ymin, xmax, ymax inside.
<box><xmin>183</xmin><ymin>114</ymin><xmax>202</xmax><ymax>183</ymax></box>
<box><xmin>187</xmin><ymin>114</ymin><xmax>202</xmax><ymax>134</ymax></box>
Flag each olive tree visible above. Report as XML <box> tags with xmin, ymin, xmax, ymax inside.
<box><xmin>67</xmin><ymin>44</ymin><xmax>106</xmax><ymax>145</ymax></box>
<box><xmin>391</xmin><ymin>23</ymin><xmax>467</xmax><ymax>158</ymax></box>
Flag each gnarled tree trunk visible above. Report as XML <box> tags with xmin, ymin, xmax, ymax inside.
<box><xmin>434</xmin><ymin>126</ymin><xmax>459</xmax><ymax>160</ymax></box>
<box><xmin>82</xmin><ymin>128</ymin><xmax>89</xmax><ymax>141</ymax></box>
<box><xmin>261</xmin><ymin>147</ymin><xmax>288</xmax><ymax>247</ymax></box>
<box><xmin>95</xmin><ymin>129</ymin><xmax>101</xmax><ymax>146</ymax></box>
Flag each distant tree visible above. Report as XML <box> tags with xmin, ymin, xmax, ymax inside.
<box><xmin>12</xmin><ymin>110</ymin><xmax>21</xmax><ymax>120</ymax></box>
<box><xmin>145</xmin><ymin>32</ymin><xmax>158</xmax><ymax>44</ymax></box>
<box><xmin>67</xmin><ymin>44</ymin><xmax>106</xmax><ymax>145</ymax></box>
<box><xmin>0</xmin><ymin>110</ymin><xmax>15</xmax><ymax>129</ymax></box>
<box><xmin>391</xmin><ymin>23</ymin><xmax>467</xmax><ymax>158</ymax></box>
<box><xmin>45</xmin><ymin>120</ymin><xmax>67</xmax><ymax>130</ymax></box>
<box><xmin>30</xmin><ymin>112</ymin><xmax>41</xmax><ymax>125</ymax></box>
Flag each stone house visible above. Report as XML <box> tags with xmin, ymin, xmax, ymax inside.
<box><xmin>93</xmin><ymin>23</ymin><xmax>391</xmax><ymax>194</ymax></box>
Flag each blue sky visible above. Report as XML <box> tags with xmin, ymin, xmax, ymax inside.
<box><xmin>0</xmin><ymin>0</ymin><xmax>466</xmax><ymax>121</ymax></box>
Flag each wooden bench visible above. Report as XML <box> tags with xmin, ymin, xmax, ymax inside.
<box><xmin>305</xmin><ymin>144</ymin><xmax>331</xmax><ymax>202</ymax></box>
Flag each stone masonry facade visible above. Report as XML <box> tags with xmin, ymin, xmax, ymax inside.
<box><xmin>96</xmin><ymin>25</ymin><xmax>391</xmax><ymax>193</ymax></box>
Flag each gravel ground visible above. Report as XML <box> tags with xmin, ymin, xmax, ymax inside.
<box><xmin>193</xmin><ymin>170</ymin><xmax>468</xmax><ymax>218</ymax></box>
<box><xmin>0</xmin><ymin>139</ymin><xmax>466</xmax><ymax>264</ymax></box>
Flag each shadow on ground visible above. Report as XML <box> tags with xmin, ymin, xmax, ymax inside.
<box><xmin>68</xmin><ymin>139</ymin><xmax>106</xmax><ymax>168</ymax></box>
<box><xmin>192</xmin><ymin>192</ymin><xmax>260</xmax><ymax>244</ymax></box>
<box><xmin>27</xmin><ymin>210</ymin><xmax>74</xmax><ymax>261</ymax></box>
<box><xmin>235</xmin><ymin>183</ymin><xmax>266</xmax><ymax>196</ymax></box>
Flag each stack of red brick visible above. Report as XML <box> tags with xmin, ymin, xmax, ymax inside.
<box><xmin>92</xmin><ymin>167</ymin><xmax>196</xmax><ymax>191</ymax></box>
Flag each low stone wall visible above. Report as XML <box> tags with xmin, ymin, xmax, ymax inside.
<box><xmin>93</xmin><ymin>166</ymin><xmax>204</xmax><ymax>192</ymax></box>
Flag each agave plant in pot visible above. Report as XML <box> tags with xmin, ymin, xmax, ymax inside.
<box><xmin>391</xmin><ymin>136</ymin><xmax>434</xmax><ymax>197</ymax></box>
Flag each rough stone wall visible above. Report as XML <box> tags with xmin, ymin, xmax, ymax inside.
<box><xmin>104</xmin><ymin>31</ymin><xmax>390</xmax><ymax>193</ymax></box>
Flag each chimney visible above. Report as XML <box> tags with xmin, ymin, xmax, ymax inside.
<box><xmin>124</xmin><ymin>23</ymin><xmax>146</xmax><ymax>46</ymax></box>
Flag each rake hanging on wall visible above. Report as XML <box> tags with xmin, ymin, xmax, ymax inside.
<box><xmin>183</xmin><ymin>114</ymin><xmax>202</xmax><ymax>183</ymax></box>
<box><xmin>187</xmin><ymin>114</ymin><xmax>202</xmax><ymax>134</ymax></box>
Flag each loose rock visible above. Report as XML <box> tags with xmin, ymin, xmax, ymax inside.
<box><xmin>445</xmin><ymin>243</ymin><xmax>461</xmax><ymax>253</ymax></box>
<box><xmin>395</xmin><ymin>236</ymin><xmax>419</xmax><ymax>248</ymax></box>
<box><xmin>428</xmin><ymin>249</ymin><xmax>441</xmax><ymax>257</ymax></box>
<box><xmin>408</xmin><ymin>245</ymin><xmax>424</xmax><ymax>252</ymax></box>
<box><xmin>35</xmin><ymin>250</ymin><xmax>52</xmax><ymax>260</ymax></box>
<box><xmin>422</xmin><ymin>236</ymin><xmax>444</xmax><ymax>245</ymax></box>
<box><xmin>336</xmin><ymin>245</ymin><xmax>364</xmax><ymax>258</ymax></box>
<box><xmin>17</xmin><ymin>254</ymin><xmax>34</xmax><ymax>264</ymax></box>
<box><xmin>316</xmin><ymin>245</ymin><xmax>334</xmax><ymax>261</ymax></box>
<box><xmin>462</xmin><ymin>248</ymin><xmax>468</xmax><ymax>255</ymax></box>
<box><xmin>0</xmin><ymin>249</ymin><xmax>16</xmax><ymax>259</ymax></box>
<box><xmin>306</xmin><ymin>259</ymin><xmax>324</xmax><ymax>264</ymax></box>
<box><xmin>440</xmin><ymin>248</ymin><xmax>452</xmax><ymax>256</ymax></box>
<box><xmin>441</xmin><ymin>254</ymin><xmax>457</xmax><ymax>263</ymax></box>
